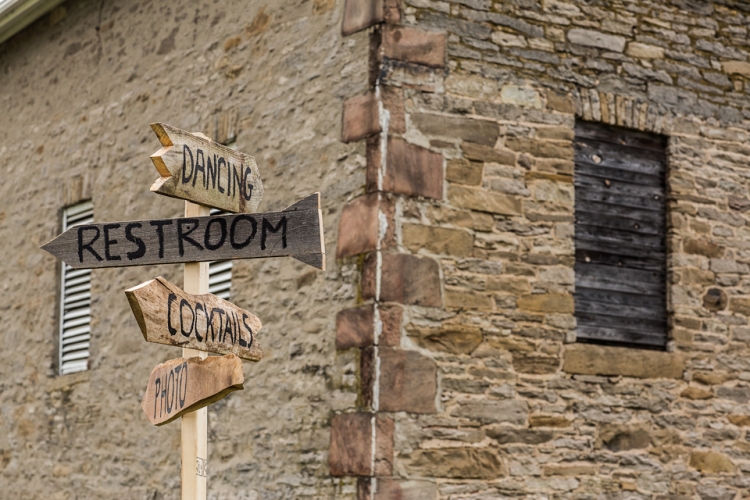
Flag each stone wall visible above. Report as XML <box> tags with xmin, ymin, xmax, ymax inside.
<box><xmin>0</xmin><ymin>0</ymin><xmax>368</xmax><ymax>498</ymax></box>
<box><xmin>333</xmin><ymin>0</ymin><xmax>750</xmax><ymax>498</ymax></box>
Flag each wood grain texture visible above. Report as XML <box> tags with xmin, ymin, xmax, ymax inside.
<box><xmin>41</xmin><ymin>193</ymin><xmax>325</xmax><ymax>270</ymax></box>
<box><xmin>574</xmin><ymin>121</ymin><xmax>667</xmax><ymax>349</ymax></box>
<box><xmin>125</xmin><ymin>276</ymin><xmax>263</xmax><ymax>361</ymax></box>
<box><xmin>141</xmin><ymin>354</ymin><xmax>244</xmax><ymax>426</ymax></box>
<box><xmin>150</xmin><ymin>123</ymin><xmax>264</xmax><ymax>213</ymax></box>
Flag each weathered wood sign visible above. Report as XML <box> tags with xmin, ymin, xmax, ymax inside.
<box><xmin>126</xmin><ymin>276</ymin><xmax>263</xmax><ymax>361</ymax></box>
<box><xmin>142</xmin><ymin>354</ymin><xmax>244</xmax><ymax>426</ymax></box>
<box><xmin>150</xmin><ymin>123</ymin><xmax>264</xmax><ymax>213</ymax></box>
<box><xmin>41</xmin><ymin>192</ymin><xmax>325</xmax><ymax>270</ymax></box>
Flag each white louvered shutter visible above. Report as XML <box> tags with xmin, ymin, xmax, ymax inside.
<box><xmin>59</xmin><ymin>201</ymin><xmax>93</xmax><ymax>375</ymax></box>
<box><xmin>209</xmin><ymin>208</ymin><xmax>232</xmax><ymax>300</ymax></box>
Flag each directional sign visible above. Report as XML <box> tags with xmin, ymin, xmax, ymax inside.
<box><xmin>125</xmin><ymin>276</ymin><xmax>263</xmax><ymax>361</ymax></box>
<box><xmin>41</xmin><ymin>192</ymin><xmax>325</xmax><ymax>270</ymax></box>
<box><xmin>150</xmin><ymin>122</ymin><xmax>264</xmax><ymax>213</ymax></box>
<box><xmin>142</xmin><ymin>354</ymin><xmax>244</xmax><ymax>426</ymax></box>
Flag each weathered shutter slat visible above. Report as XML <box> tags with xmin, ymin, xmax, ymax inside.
<box><xmin>574</xmin><ymin>121</ymin><xmax>667</xmax><ymax>349</ymax></box>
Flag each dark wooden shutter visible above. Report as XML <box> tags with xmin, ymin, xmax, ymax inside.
<box><xmin>574</xmin><ymin>121</ymin><xmax>668</xmax><ymax>350</ymax></box>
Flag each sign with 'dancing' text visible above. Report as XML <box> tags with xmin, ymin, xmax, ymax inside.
<box><xmin>142</xmin><ymin>354</ymin><xmax>244</xmax><ymax>426</ymax></box>
<box><xmin>150</xmin><ymin>123</ymin><xmax>264</xmax><ymax>213</ymax></box>
<box><xmin>126</xmin><ymin>277</ymin><xmax>263</xmax><ymax>361</ymax></box>
<box><xmin>41</xmin><ymin>193</ymin><xmax>325</xmax><ymax>270</ymax></box>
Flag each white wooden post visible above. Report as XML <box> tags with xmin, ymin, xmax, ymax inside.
<box><xmin>181</xmin><ymin>200</ymin><xmax>210</xmax><ymax>500</ymax></box>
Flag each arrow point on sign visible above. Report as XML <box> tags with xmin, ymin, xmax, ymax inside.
<box><xmin>150</xmin><ymin>145</ymin><xmax>173</xmax><ymax>178</ymax></box>
<box><xmin>150</xmin><ymin>123</ymin><xmax>173</xmax><ymax>147</ymax></box>
<box><xmin>124</xmin><ymin>280</ymin><xmax>152</xmax><ymax>340</ymax></box>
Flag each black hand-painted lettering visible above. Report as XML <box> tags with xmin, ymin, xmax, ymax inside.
<box><xmin>230</xmin><ymin>215</ymin><xmax>257</xmax><ymax>249</ymax></box>
<box><xmin>261</xmin><ymin>216</ymin><xmax>287</xmax><ymax>250</ymax></box>
<box><xmin>179</xmin><ymin>362</ymin><xmax>188</xmax><ymax>408</ymax></box>
<box><xmin>77</xmin><ymin>226</ymin><xmax>103</xmax><ymax>263</ymax></box>
<box><xmin>153</xmin><ymin>377</ymin><xmax>161</xmax><ymax>420</ymax></box>
<box><xmin>125</xmin><ymin>222</ymin><xmax>146</xmax><ymax>260</ymax></box>
<box><xmin>193</xmin><ymin>149</ymin><xmax>206</xmax><ymax>188</ymax></box>
<box><xmin>167</xmin><ymin>293</ymin><xmax>178</xmax><ymax>336</ymax></box>
<box><xmin>182</xmin><ymin>145</ymin><xmax>194</xmax><ymax>184</ymax></box>
<box><xmin>166</xmin><ymin>370</ymin><xmax>175</xmax><ymax>414</ymax></box>
<box><xmin>241</xmin><ymin>313</ymin><xmax>253</xmax><ymax>348</ymax></box>
<box><xmin>242</xmin><ymin>167</ymin><xmax>254</xmax><ymax>201</ymax></box>
<box><xmin>149</xmin><ymin>220</ymin><xmax>173</xmax><ymax>259</ymax></box>
<box><xmin>207</xmin><ymin>155</ymin><xmax>217</xmax><ymax>189</ymax></box>
<box><xmin>180</xmin><ymin>299</ymin><xmax>194</xmax><ymax>338</ymax></box>
<box><xmin>206</xmin><ymin>308</ymin><xmax>216</xmax><ymax>342</ymax></box>
<box><xmin>217</xmin><ymin>158</ymin><xmax>226</xmax><ymax>193</ymax></box>
<box><xmin>103</xmin><ymin>223</ymin><xmax>121</xmax><ymax>261</ymax></box>
<box><xmin>204</xmin><ymin>218</ymin><xmax>227</xmax><ymax>250</ymax></box>
<box><xmin>194</xmin><ymin>303</ymin><xmax>205</xmax><ymax>342</ymax></box>
<box><xmin>177</xmin><ymin>219</ymin><xmax>203</xmax><ymax>256</ymax></box>
<box><xmin>213</xmin><ymin>309</ymin><xmax>225</xmax><ymax>342</ymax></box>
<box><xmin>231</xmin><ymin>164</ymin><xmax>241</xmax><ymax>199</ymax></box>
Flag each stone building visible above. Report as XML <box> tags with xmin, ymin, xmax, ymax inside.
<box><xmin>1</xmin><ymin>0</ymin><xmax>750</xmax><ymax>498</ymax></box>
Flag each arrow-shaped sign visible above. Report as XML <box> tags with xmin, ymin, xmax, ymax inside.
<box><xmin>150</xmin><ymin>122</ymin><xmax>264</xmax><ymax>213</ymax></box>
<box><xmin>126</xmin><ymin>277</ymin><xmax>263</xmax><ymax>361</ymax></box>
<box><xmin>141</xmin><ymin>354</ymin><xmax>244</xmax><ymax>426</ymax></box>
<box><xmin>41</xmin><ymin>192</ymin><xmax>325</xmax><ymax>270</ymax></box>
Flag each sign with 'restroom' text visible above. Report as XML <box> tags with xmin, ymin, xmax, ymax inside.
<box><xmin>142</xmin><ymin>354</ymin><xmax>244</xmax><ymax>426</ymax></box>
<box><xmin>41</xmin><ymin>193</ymin><xmax>325</xmax><ymax>270</ymax></box>
<box><xmin>126</xmin><ymin>277</ymin><xmax>263</xmax><ymax>361</ymax></box>
<box><xmin>150</xmin><ymin>123</ymin><xmax>264</xmax><ymax>213</ymax></box>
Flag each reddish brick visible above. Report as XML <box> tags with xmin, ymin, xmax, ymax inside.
<box><xmin>362</xmin><ymin>253</ymin><xmax>442</xmax><ymax>307</ymax></box>
<box><xmin>342</xmin><ymin>92</ymin><xmax>381</xmax><ymax>143</ymax></box>
<box><xmin>382</xmin><ymin>25</ymin><xmax>446</xmax><ymax>67</ymax></box>
<box><xmin>342</xmin><ymin>0</ymin><xmax>383</xmax><ymax>36</ymax></box>
<box><xmin>384</xmin><ymin>0</ymin><xmax>401</xmax><ymax>24</ymax></box>
<box><xmin>379</xmin><ymin>347</ymin><xmax>438</xmax><ymax>413</ymax></box>
<box><xmin>336</xmin><ymin>193</ymin><xmax>395</xmax><ymax>258</ymax></box>
<box><xmin>361</xmin><ymin>346</ymin><xmax>376</xmax><ymax>409</ymax></box>
<box><xmin>330</xmin><ymin>413</ymin><xmax>394</xmax><ymax>476</ymax></box>
<box><xmin>380</xmin><ymin>137</ymin><xmax>443</xmax><ymax>199</ymax></box>
<box><xmin>381</xmin><ymin>86</ymin><xmax>405</xmax><ymax>134</ymax></box>
<box><xmin>336</xmin><ymin>306</ymin><xmax>375</xmax><ymax>349</ymax></box>
<box><xmin>378</xmin><ymin>303</ymin><xmax>402</xmax><ymax>346</ymax></box>
<box><xmin>357</xmin><ymin>478</ymin><xmax>371</xmax><ymax>500</ymax></box>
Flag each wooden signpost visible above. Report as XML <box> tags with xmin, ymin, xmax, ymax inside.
<box><xmin>150</xmin><ymin>123</ymin><xmax>264</xmax><ymax>213</ymax></box>
<box><xmin>41</xmin><ymin>193</ymin><xmax>325</xmax><ymax>271</ymax></box>
<box><xmin>40</xmin><ymin>122</ymin><xmax>326</xmax><ymax>500</ymax></box>
<box><xmin>126</xmin><ymin>276</ymin><xmax>263</xmax><ymax>361</ymax></box>
<box><xmin>142</xmin><ymin>354</ymin><xmax>244</xmax><ymax>426</ymax></box>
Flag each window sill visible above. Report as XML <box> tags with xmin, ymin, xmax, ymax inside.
<box><xmin>563</xmin><ymin>343</ymin><xmax>686</xmax><ymax>379</ymax></box>
<box><xmin>47</xmin><ymin>369</ymin><xmax>90</xmax><ymax>392</ymax></box>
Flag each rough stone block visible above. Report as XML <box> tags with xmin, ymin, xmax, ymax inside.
<box><xmin>373</xmin><ymin>479</ymin><xmax>437</xmax><ymax>500</ymax></box>
<box><xmin>382</xmin><ymin>25</ymin><xmax>446</xmax><ymax>67</ymax></box>
<box><xmin>362</xmin><ymin>252</ymin><xmax>442</xmax><ymax>307</ymax></box>
<box><xmin>402</xmin><ymin>224</ymin><xmax>474</xmax><ymax>256</ymax></box>
<box><xmin>689</xmin><ymin>451</ymin><xmax>735</xmax><ymax>473</ymax></box>
<box><xmin>342</xmin><ymin>0</ymin><xmax>384</xmax><ymax>36</ymax></box>
<box><xmin>462</xmin><ymin>142</ymin><xmax>516</xmax><ymax>165</ymax></box>
<box><xmin>597</xmin><ymin>424</ymin><xmax>651</xmax><ymax>451</ymax></box>
<box><xmin>337</xmin><ymin>193</ymin><xmax>395</xmax><ymax>258</ymax></box>
<box><xmin>728</xmin><ymin>297</ymin><xmax>750</xmax><ymax>316</ymax></box>
<box><xmin>517</xmin><ymin>294</ymin><xmax>574</xmax><ymax>314</ymax></box>
<box><xmin>486</xmin><ymin>427</ymin><xmax>554</xmax><ymax>445</ymax></box>
<box><xmin>336</xmin><ymin>305</ymin><xmax>375</xmax><ymax>349</ymax></box>
<box><xmin>448</xmin><ymin>185</ymin><xmax>522</xmax><ymax>215</ymax></box>
<box><xmin>529</xmin><ymin>414</ymin><xmax>572</xmax><ymax>428</ymax></box>
<box><xmin>563</xmin><ymin>344</ymin><xmax>686</xmax><ymax>379</ymax></box>
<box><xmin>444</xmin><ymin>289</ymin><xmax>495</xmax><ymax>311</ymax></box>
<box><xmin>512</xmin><ymin>352</ymin><xmax>560</xmax><ymax>374</ymax></box>
<box><xmin>407</xmin><ymin>324</ymin><xmax>483</xmax><ymax>354</ymax></box>
<box><xmin>683</xmin><ymin>237</ymin><xmax>722</xmax><ymax>258</ymax></box>
<box><xmin>405</xmin><ymin>448</ymin><xmax>506</xmax><ymax>478</ymax></box>
<box><xmin>342</xmin><ymin>92</ymin><xmax>381</xmax><ymax>143</ymax></box>
<box><xmin>372</xmin><ymin>137</ymin><xmax>443</xmax><ymax>199</ymax></box>
<box><xmin>567</xmin><ymin>28</ymin><xmax>626</xmax><ymax>52</ymax></box>
<box><xmin>379</xmin><ymin>347</ymin><xmax>437</xmax><ymax>413</ymax></box>
<box><xmin>452</xmin><ymin>398</ymin><xmax>528</xmax><ymax>425</ymax></box>
<box><xmin>446</xmin><ymin>158</ymin><xmax>483</xmax><ymax>186</ymax></box>
<box><xmin>412</xmin><ymin>114</ymin><xmax>500</xmax><ymax>146</ymax></box>
<box><xmin>626</xmin><ymin>42</ymin><xmax>665</xmax><ymax>59</ymax></box>
<box><xmin>330</xmin><ymin>413</ymin><xmax>394</xmax><ymax>476</ymax></box>
<box><xmin>722</xmin><ymin>61</ymin><xmax>750</xmax><ymax>77</ymax></box>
